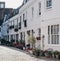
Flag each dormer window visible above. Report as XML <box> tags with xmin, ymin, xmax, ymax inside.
<box><xmin>46</xmin><ymin>0</ymin><xmax>52</xmax><ymax>9</ymax></box>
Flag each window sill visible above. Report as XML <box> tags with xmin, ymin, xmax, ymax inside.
<box><xmin>46</xmin><ymin>6</ymin><xmax>52</xmax><ymax>9</ymax></box>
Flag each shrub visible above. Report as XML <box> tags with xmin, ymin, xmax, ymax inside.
<box><xmin>58</xmin><ymin>52</ymin><xmax>60</xmax><ymax>59</ymax></box>
<box><xmin>32</xmin><ymin>49</ymin><xmax>40</xmax><ymax>56</ymax></box>
<box><xmin>40</xmin><ymin>50</ymin><xmax>45</xmax><ymax>57</ymax></box>
<box><xmin>54</xmin><ymin>51</ymin><xmax>59</xmax><ymax>55</ymax></box>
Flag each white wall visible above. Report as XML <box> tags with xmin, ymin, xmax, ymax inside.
<box><xmin>1</xmin><ymin>0</ymin><xmax>60</xmax><ymax>51</ymax></box>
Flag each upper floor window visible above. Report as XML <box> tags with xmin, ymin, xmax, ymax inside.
<box><xmin>23</xmin><ymin>14</ymin><xmax>25</xmax><ymax>21</ymax></box>
<box><xmin>32</xmin><ymin>7</ymin><xmax>34</xmax><ymax>17</ymax></box>
<box><xmin>19</xmin><ymin>16</ymin><xmax>21</xmax><ymax>29</ymax></box>
<box><xmin>39</xmin><ymin>2</ymin><xmax>41</xmax><ymax>15</ymax></box>
<box><xmin>46</xmin><ymin>0</ymin><xmax>52</xmax><ymax>8</ymax></box>
<box><xmin>24</xmin><ymin>20</ymin><xmax>27</xmax><ymax>27</ymax></box>
<box><xmin>20</xmin><ymin>16</ymin><xmax>21</xmax><ymax>22</ymax></box>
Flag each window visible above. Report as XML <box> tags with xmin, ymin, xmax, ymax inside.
<box><xmin>17</xmin><ymin>18</ymin><xmax>18</xmax><ymax>28</ymax></box>
<box><xmin>27</xmin><ymin>30</ymin><xmax>30</xmax><ymax>36</ymax></box>
<box><xmin>48</xmin><ymin>26</ymin><xmax>50</xmax><ymax>44</ymax></box>
<box><xmin>32</xmin><ymin>7</ymin><xmax>34</xmax><ymax>17</ymax></box>
<box><xmin>46</xmin><ymin>0</ymin><xmax>52</xmax><ymax>8</ymax></box>
<box><xmin>39</xmin><ymin>2</ymin><xmax>41</xmax><ymax>15</ymax></box>
<box><xmin>39</xmin><ymin>28</ymin><xmax>41</xmax><ymax>37</ymax></box>
<box><xmin>48</xmin><ymin>25</ymin><xmax>59</xmax><ymax>44</ymax></box>
<box><xmin>19</xmin><ymin>16</ymin><xmax>21</xmax><ymax>29</ymax></box>
<box><xmin>20</xmin><ymin>16</ymin><xmax>21</xmax><ymax>22</ymax></box>
<box><xmin>16</xmin><ymin>34</ymin><xmax>19</xmax><ymax>43</ymax></box>
<box><xmin>23</xmin><ymin>14</ymin><xmax>25</xmax><ymax>21</ymax></box>
<box><xmin>24</xmin><ymin>20</ymin><xmax>27</xmax><ymax>27</ymax></box>
<box><xmin>23</xmin><ymin>13</ymin><xmax>27</xmax><ymax>27</ymax></box>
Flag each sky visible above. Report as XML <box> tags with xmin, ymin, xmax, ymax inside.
<box><xmin>0</xmin><ymin>0</ymin><xmax>23</xmax><ymax>8</ymax></box>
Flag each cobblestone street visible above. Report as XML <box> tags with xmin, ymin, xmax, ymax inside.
<box><xmin>0</xmin><ymin>46</ymin><xmax>59</xmax><ymax>61</ymax></box>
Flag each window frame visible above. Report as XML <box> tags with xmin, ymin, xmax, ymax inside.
<box><xmin>48</xmin><ymin>25</ymin><xmax>59</xmax><ymax>44</ymax></box>
<box><xmin>46</xmin><ymin>0</ymin><xmax>52</xmax><ymax>9</ymax></box>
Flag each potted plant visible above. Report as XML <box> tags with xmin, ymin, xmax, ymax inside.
<box><xmin>28</xmin><ymin>35</ymin><xmax>36</xmax><ymax>49</ymax></box>
<box><xmin>40</xmin><ymin>50</ymin><xmax>45</xmax><ymax>57</ymax></box>
<box><xmin>47</xmin><ymin>51</ymin><xmax>53</xmax><ymax>58</ymax></box>
<box><xmin>58</xmin><ymin>52</ymin><xmax>60</xmax><ymax>59</ymax></box>
<box><xmin>53</xmin><ymin>51</ymin><xmax>59</xmax><ymax>59</ymax></box>
<box><xmin>35</xmin><ymin>49</ymin><xmax>40</xmax><ymax>57</ymax></box>
<box><xmin>32</xmin><ymin>49</ymin><xmax>36</xmax><ymax>55</ymax></box>
<box><xmin>44</xmin><ymin>50</ymin><xmax>48</xmax><ymax>57</ymax></box>
<box><xmin>45</xmin><ymin>51</ymin><xmax>52</xmax><ymax>58</ymax></box>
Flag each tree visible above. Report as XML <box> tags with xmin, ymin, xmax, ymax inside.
<box><xmin>28</xmin><ymin>35</ymin><xmax>36</xmax><ymax>49</ymax></box>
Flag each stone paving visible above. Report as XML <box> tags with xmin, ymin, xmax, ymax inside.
<box><xmin>0</xmin><ymin>46</ymin><xmax>59</xmax><ymax>61</ymax></box>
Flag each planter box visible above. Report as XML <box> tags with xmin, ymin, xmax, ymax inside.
<box><xmin>14</xmin><ymin>28</ymin><xmax>18</xmax><ymax>32</ymax></box>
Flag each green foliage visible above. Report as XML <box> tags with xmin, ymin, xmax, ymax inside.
<box><xmin>53</xmin><ymin>51</ymin><xmax>59</xmax><ymax>55</ymax></box>
<box><xmin>32</xmin><ymin>49</ymin><xmax>40</xmax><ymax>56</ymax></box>
<box><xmin>28</xmin><ymin>35</ymin><xmax>36</xmax><ymax>44</ymax></box>
<box><xmin>28</xmin><ymin>35</ymin><xmax>36</xmax><ymax>48</ymax></box>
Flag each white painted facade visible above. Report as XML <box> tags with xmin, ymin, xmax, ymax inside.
<box><xmin>0</xmin><ymin>26</ymin><xmax>1</xmax><ymax>38</ymax></box>
<box><xmin>1</xmin><ymin>0</ymin><xmax>60</xmax><ymax>51</ymax></box>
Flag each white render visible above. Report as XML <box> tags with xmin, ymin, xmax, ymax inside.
<box><xmin>1</xmin><ymin>0</ymin><xmax>60</xmax><ymax>51</ymax></box>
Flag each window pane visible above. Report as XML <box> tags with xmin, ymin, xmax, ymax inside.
<box><xmin>54</xmin><ymin>25</ymin><xmax>56</xmax><ymax>34</ymax></box>
<box><xmin>56</xmin><ymin>35</ymin><xmax>59</xmax><ymax>44</ymax></box>
<box><xmin>51</xmin><ymin>25</ymin><xmax>53</xmax><ymax>34</ymax></box>
<box><xmin>51</xmin><ymin>35</ymin><xmax>53</xmax><ymax>44</ymax></box>
<box><xmin>48</xmin><ymin>35</ymin><xmax>50</xmax><ymax>44</ymax></box>
<box><xmin>46</xmin><ymin>0</ymin><xmax>52</xmax><ymax>8</ymax></box>
<box><xmin>48</xmin><ymin>26</ymin><xmax>50</xmax><ymax>34</ymax></box>
<box><xmin>57</xmin><ymin>25</ymin><xmax>59</xmax><ymax>34</ymax></box>
<box><xmin>49</xmin><ymin>0</ymin><xmax>52</xmax><ymax>6</ymax></box>
<box><xmin>32</xmin><ymin>7</ymin><xmax>34</xmax><ymax>17</ymax></box>
<box><xmin>54</xmin><ymin>35</ymin><xmax>56</xmax><ymax>44</ymax></box>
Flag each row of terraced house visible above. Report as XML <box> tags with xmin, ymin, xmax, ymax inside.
<box><xmin>1</xmin><ymin>0</ymin><xmax>60</xmax><ymax>51</ymax></box>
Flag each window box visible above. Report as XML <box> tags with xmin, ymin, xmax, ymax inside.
<box><xmin>36</xmin><ymin>37</ymin><xmax>41</xmax><ymax>40</ymax></box>
<box><xmin>39</xmin><ymin>12</ymin><xmax>41</xmax><ymax>15</ymax></box>
<box><xmin>14</xmin><ymin>28</ymin><xmax>18</xmax><ymax>32</ymax></box>
<box><xmin>12</xmin><ymin>25</ymin><xmax>14</xmax><ymax>28</ymax></box>
<box><xmin>9</xmin><ymin>25</ymin><xmax>14</xmax><ymax>29</ymax></box>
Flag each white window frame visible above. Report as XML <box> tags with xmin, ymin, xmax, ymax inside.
<box><xmin>46</xmin><ymin>0</ymin><xmax>52</xmax><ymax>9</ymax></box>
<box><xmin>48</xmin><ymin>25</ymin><xmax>59</xmax><ymax>44</ymax></box>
